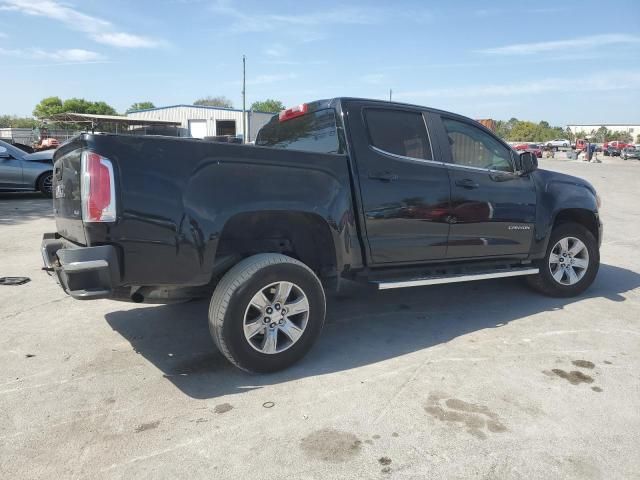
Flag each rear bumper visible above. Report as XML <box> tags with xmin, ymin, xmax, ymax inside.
<box><xmin>41</xmin><ymin>233</ymin><xmax>121</xmax><ymax>300</ymax></box>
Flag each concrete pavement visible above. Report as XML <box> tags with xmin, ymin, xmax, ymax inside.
<box><xmin>1</xmin><ymin>157</ymin><xmax>639</xmax><ymax>479</ymax></box>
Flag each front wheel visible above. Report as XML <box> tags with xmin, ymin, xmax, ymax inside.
<box><xmin>37</xmin><ymin>171</ymin><xmax>53</xmax><ymax>197</ymax></box>
<box><xmin>526</xmin><ymin>222</ymin><xmax>599</xmax><ymax>297</ymax></box>
<box><xmin>208</xmin><ymin>253</ymin><xmax>326</xmax><ymax>373</ymax></box>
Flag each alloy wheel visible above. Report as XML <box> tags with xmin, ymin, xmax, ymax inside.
<box><xmin>548</xmin><ymin>236</ymin><xmax>589</xmax><ymax>285</ymax></box>
<box><xmin>43</xmin><ymin>174</ymin><xmax>53</xmax><ymax>194</ymax></box>
<box><xmin>243</xmin><ymin>281</ymin><xmax>310</xmax><ymax>354</ymax></box>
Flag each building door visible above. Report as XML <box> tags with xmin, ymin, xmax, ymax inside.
<box><xmin>216</xmin><ymin>120</ymin><xmax>236</xmax><ymax>136</ymax></box>
<box><xmin>188</xmin><ymin>120</ymin><xmax>207</xmax><ymax>138</ymax></box>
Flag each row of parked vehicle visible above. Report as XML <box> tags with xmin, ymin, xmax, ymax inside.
<box><xmin>511</xmin><ymin>140</ymin><xmax>640</xmax><ymax>160</ymax></box>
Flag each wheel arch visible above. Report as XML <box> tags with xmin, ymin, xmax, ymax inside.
<box><xmin>552</xmin><ymin>208</ymin><xmax>600</xmax><ymax>243</ymax></box>
<box><xmin>214</xmin><ymin>210</ymin><xmax>340</xmax><ymax>282</ymax></box>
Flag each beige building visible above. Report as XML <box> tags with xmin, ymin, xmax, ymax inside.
<box><xmin>567</xmin><ymin>124</ymin><xmax>639</xmax><ymax>141</ymax></box>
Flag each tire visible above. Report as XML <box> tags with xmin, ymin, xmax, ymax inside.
<box><xmin>526</xmin><ymin>222</ymin><xmax>599</xmax><ymax>297</ymax></box>
<box><xmin>208</xmin><ymin>253</ymin><xmax>326</xmax><ymax>373</ymax></box>
<box><xmin>37</xmin><ymin>171</ymin><xmax>53</xmax><ymax>197</ymax></box>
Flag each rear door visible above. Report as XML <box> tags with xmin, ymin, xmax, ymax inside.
<box><xmin>432</xmin><ymin>115</ymin><xmax>536</xmax><ymax>259</ymax></box>
<box><xmin>344</xmin><ymin>101</ymin><xmax>451</xmax><ymax>264</ymax></box>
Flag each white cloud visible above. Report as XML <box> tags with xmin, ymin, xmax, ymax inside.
<box><xmin>478</xmin><ymin>34</ymin><xmax>640</xmax><ymax>55</ymax></box>
<box><xmin>261</xmin><ymin>59</ymin><xmax>328</xmax><ymax>66</ymax></box>
<box><xmin>210</xmin><ymin>0</ymin><xmax>430</xmax><ymax>33</ymax></box>
<box><xmin>92</xmin><ymin>32</ymin><xmax>161</xmax><ymax>48</ymax></box>
<box><xmin>475</xmin><ymin>8</ymin><xmax>504</xmax><ymax>17</ymax></box>
<box><xmin>395</xmin><ymin>71</ymin><xmax>640</xmax><ymax>99</ymax></box>
<box><xmin>0</xmin><ymin>46</ymin><xmax>104</xmax><ymax>62</ymax></box>
<box><xmin>264</xmin><ymin>44</ymin><xmax>288</xmax><ymax>58</ymax></box>
<box><xmin>247</xmin><ymin>73</ymin><xmax>298</xmax><ymax>85</ymax></box>
<box><xmin>48</xmin><ymin>48</ymin><xmax>103</xmax><ymax>61</ymax></box>
<box><xmin>0</xmin><ymin>0</ymin><xmax>162</xmax><ymax>48</ymax></box>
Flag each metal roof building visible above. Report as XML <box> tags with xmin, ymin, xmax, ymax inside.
<box><xmin>126</xmin><ymin>105</ymin><xmax>275</xmax><ymax>141</ymax></box>
<box><xmin>567</xmin><ymin>124</ymin><xmax>639</xmax><ymax>140</ymax></box>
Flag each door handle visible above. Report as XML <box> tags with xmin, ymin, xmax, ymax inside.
<box><xmin>369</xmin><ymin>171</ymin><xmax>398</xmax><ymax>182</ymax></box>
<box><xmin>455</xmin><ymin>178</ymin><xmax>479</xmax><ymax>189</ymax></box>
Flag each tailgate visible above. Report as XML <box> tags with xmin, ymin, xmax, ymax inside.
<box><xmin>53</xmin><ymin>146</ymin><xmax>86</xmax><ymax>244</ymax></box>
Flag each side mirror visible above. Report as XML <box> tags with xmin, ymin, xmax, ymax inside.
<box><xmin>0</xmin><ymin>146</ymin><xmax>10</xmax><ymax>159</ymax></box>
<box><xmin>519</xmin><ymin>151</ymin><xmax>537</xmax><ymax>174</ymax></box>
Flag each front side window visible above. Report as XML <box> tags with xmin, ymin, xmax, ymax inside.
<box><xmin>365</xmin><ymin>109</ymin><xmax>433</xmax><ymax>160</ymax></box>
<box><xmin>442</xmin><ymin>118</ymin><xmax>513</xmax><ymax>172</ymax></box>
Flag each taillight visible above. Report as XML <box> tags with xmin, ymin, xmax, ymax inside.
<box><xmin>279</xmin><ymin>103</ymin><xmax>308</xmax><ymax>122</ymax></box>
<box><xmin>81</xmin><ymin>151</ymin><xmax>116</xmax><ymax>222</ymax></box>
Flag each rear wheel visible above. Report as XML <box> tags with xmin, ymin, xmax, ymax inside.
<box><xmin>209</xmin><ymin>253</ymin><xmax>326</xmax><ymax>373</ymax></box>
<box><xmin>526</xmin><ymin>223</ymin><xmax>599</xmax><ymax>297</ymax></box>
<box><xmin>37</xmin><ymin>171</ymin><xmax>53</xmax><ymax>197</ymax></box>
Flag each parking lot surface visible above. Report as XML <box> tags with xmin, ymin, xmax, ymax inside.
<box><xmin>1</xmin><ymin>157</ymin><xmax>639</xmax><ymax>479</ymax></box>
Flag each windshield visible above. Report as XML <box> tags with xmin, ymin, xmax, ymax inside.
<box><xmin>255</xmin><ymin>108</ymin><xmax>342</xmax><ymax>154</ymax></box>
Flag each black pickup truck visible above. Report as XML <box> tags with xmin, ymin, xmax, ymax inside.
<box><xmin>42</xmin><ymin>98</ymin><xmax>602</xmax><ymax>372</ymax></box>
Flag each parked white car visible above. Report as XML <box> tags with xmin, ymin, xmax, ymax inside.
<box><xmin>545</xmin><ymin>139</ymin><xmax>570</xmax><ymax>149</ymax></box>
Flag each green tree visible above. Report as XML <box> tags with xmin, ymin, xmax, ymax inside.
<box><xmin>33</xmin><ymin>96</ymin><xmax>64</xmax><ymax>119</ymax></box>
<box><xmin>193</xmin><ymin>96</ymin><xmax>233</xmax><ymax>108</ymax></box>
<box><xmin>0</xmin><ymin>115</ymin><xmax>38</xmax><ymax>128</ymax></box>
<box><xmin>493</xmin><ymin>117</ymin><xmax>569</xmax><ymax>143</ymax></box>
<box><xmin>33</xmin><ymin>96</ymin><xmax>117</xmax><ymax>119</ymax></box>
<box><xmin>127</xmin><ymin>102</ymin><xmax>155</xmax><ymax>113</ymax></box>
<box><xmin>509</xmin><ymin>121</ymin><xmax>538</xmax><ymax>142</ymax></box>
<box><xmin>636</xmin><ymin>133</ymin><xmax>640</xmax><ymax>144</ymax></box>
<box><xmin>595</xmin><ymin>126</ymin><xmax>608</xmax><ymax>143</ymax></box>
<box><xmin>564</xmin><ymin>127</ymin><xmax>576</xmax><ymax>142</ymax></box>
<box><xmin>610</xmin><ymin>130</ymin><xmax>633</xmax><ymax>143</ymax></box>
<box><xmin>250</xmin><ymin>99</ymin><xmax>285</xmax><ymax>113</ymax></box>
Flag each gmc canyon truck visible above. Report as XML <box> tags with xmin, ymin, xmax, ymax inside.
<box><xmin>42</xmin><ymin>98</ymin><xmax>602</xmax><ymax>373</ymax></box>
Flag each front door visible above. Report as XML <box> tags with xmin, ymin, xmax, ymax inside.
<box><xmin>0</xmin><ymin>146</ymin><xmax>25</xmax><ymax>188</ymax></box>
<box><xmin>434</xmin><ymin>115</ymin><xmax>536</xmax><ymax>259</ymax></box>
<box><xmin>344</xmin><ymin>101</ymin><xmax>451</xmax><ymax>264</ymax></box>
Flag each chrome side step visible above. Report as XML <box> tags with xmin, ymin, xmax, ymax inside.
<box><xmin>374</xmin><ymin>267</ymin><xmax>539</xmax><ymax>290</ymax></box>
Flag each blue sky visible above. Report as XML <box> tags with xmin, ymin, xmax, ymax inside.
<box><xmin>1</xmin><ymin>0</ymin><xmax>639</xmax><ymax>125</ymax></box>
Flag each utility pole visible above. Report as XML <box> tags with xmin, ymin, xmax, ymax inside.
<box><xmin>389</xmin><ymin>89</ymin><xmax>392</xmax><ymax>102</ymax></box>
<box><xmin>242</xmin><ymin>55</ymin><xmax>247</xmax><ymax>143</ymax></box>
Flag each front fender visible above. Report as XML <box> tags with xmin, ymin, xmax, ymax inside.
<box><xmin>530</xmin><ymin>169</ymin><xmax>599</xmax><ymax>258</ymax></box>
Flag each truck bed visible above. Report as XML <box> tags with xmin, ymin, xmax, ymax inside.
<box><xmin>52</xmin><ymin>134</ymin><xmax>357</xmax><ymax>289</ymax></box>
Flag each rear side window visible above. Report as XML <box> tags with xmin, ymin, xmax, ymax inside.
<box><xmin>255</xmin><ymin>109</ymin><xmax>340</xmax><ymax>154</ymax></box>
<box><xmin>365</xmin><ymin>109</ymin><xmax>433</xmax><ymax>160</ymax></box>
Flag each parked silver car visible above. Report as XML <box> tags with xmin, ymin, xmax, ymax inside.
<box><xmin>0</xmin><ymin>140</ymin><xmax>54</xmax><ymax>196</ymax></box>
<box><xmin>622</xmin><ymin>146</ymin><xmax>640</xmax><ymax>161</ymax></box>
